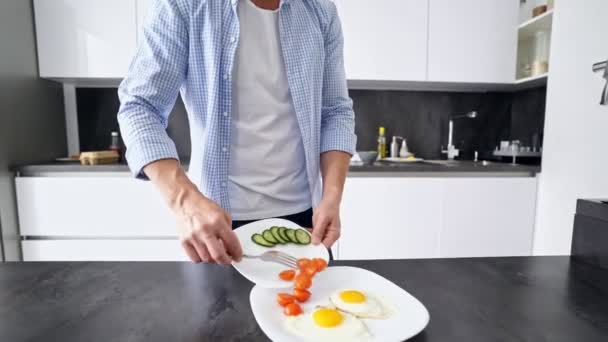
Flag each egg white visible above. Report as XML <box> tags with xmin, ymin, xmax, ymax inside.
<box><xmin>329</xmin><ymin>290</ymin><xmax>394</xmax><ymax>319</ymax></box>
<box><xmin>284</xmin><ymin>309</ymin><xmax>370</xmax><ymax>342</ymax></box>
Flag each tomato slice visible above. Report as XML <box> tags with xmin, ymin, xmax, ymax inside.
<box><xmin>301</xmin><ymin>265</ymin><xmax>317</xmax><ymax>277</ymax></box>
<box><xmin>276</xmin><ymin>293</ymin><xmax>295</xmax><ymax>307</ymax></box>
<box><xmin>312</xmin><ymin>258</ymin><xmax>328</xmax><ymax>272</ymax></box>
<box><xmin>294</xmin><ymin>273</ymin><xmax>312</xmax><ymax>290</ymax></box>
<box><xmin>279</xmin><ymin>269</ymin><xmax>296</xmax><ymax>281</ymax></box>
<box><xmin>293</xmin><ymin>288</ymin><xmax>311</xmax><ymax>303</ymax></box>
<box><xmin>284</xmin><ymin>302</ymin><xmax>303</xmax><ymax>316</ymax></box>
<box><xmin>297</xmin><ymin>258</ymin><xmax>312</xmax><ymax>270</ymax></box>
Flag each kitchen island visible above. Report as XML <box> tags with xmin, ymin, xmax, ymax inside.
<box><xmin>1</xmin><ymin>257</ymin><xmax>607</xmax><ymax>341</ymax></box>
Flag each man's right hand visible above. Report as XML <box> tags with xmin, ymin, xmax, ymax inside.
<box><xmin>143</xmin><ymin>159</ymin><xmax>243</xmax><ymax>264</ymax></box>
<box><xmin>175</xmin><ymin>192</ymin><xmax>242</xmax><ymax>264</ymax></box>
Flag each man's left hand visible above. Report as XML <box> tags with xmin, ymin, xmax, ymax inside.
<box><xmin>312</xmin><ymin>197</ymin><xmax>341</xmax><ymax>248</ymax></box>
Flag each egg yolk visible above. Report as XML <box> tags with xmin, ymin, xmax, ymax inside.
<box><xmin>313</xmin><ymin>308</ymin><xmax>343</xmax><ymax>328</ymax></box>
<box><xmin>339</xmin><ymin>290</ymin><xmax>366</xmax><ymax>303</ymax></box>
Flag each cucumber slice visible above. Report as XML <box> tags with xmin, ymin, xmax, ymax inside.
<box><xmin>262</xmin><ymin>229</ymin><xmax>277</xmax><ymax>244</ymax></box>
<box><xmin>271</xmin><ymin>226</ymin><xmax>287</xmax><ymax>244</ymax></box>
<box><xmin>252</xmin><ymin>233</ymin><xmax>275</xmax><ymax>247</ymax></box>
<box><xmin>294</xmin><ymin>229</ymin><xmax>311</xmax><ymax>245</ymax></box>
<box><xmin>285</xmin><ymin>228</ymin><xmax>298</xmax><ymax>244</ymax></box>
<box><xmin>278</xmin><ymin>227</ymin><xmax>290</xmax><ymax>243</ymax></box>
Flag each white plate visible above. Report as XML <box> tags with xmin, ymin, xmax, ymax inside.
<box><xmin>250</xmin><ymin>266</ymin><xmax>430</xmax><ymax>342</ymax></box>
<box><xmin>232</xmin><ymin>218</ymin><xmax>329</xmax><ymax>288</ymax></box>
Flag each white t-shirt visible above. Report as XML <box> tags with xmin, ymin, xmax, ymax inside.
<box><xmin>228</xmin><ymin>0</ymin><xmax>311</xmax><ymax>220</ymax></box>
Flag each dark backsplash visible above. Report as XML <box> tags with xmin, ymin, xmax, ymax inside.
<box><xmin>77</xmin><ymin>87</ymin><xmax>545</xmax><ymax>161</ymax></box>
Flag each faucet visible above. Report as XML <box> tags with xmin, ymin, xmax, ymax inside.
<box><xmin>442</xmin><ymin>111</ymin><xmax>477</xmax><ymax>160</ymax></box>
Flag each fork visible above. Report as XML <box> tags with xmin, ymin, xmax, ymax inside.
<box><xmin>242</xmin><ymin>250</ymin><xmax>298</xmax><ymax>269</ymax></box>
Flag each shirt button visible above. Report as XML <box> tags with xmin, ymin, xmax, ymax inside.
<box><xmin>223</xmin><ymin>74</ymin><xmax>228</xmax><ymax>80</ymax></box>
<box><xmin>223</xmin><ymin>111</ymin><xmax>229</xmax><ymax>117</ymax></box>
<box><xmin>221</xmin><ymin>182</ymin><xmax>227</xmax><ymax>187</ymax></box>
<box><xmin>230</xmin><ymin>36</ymin><xmax>236</xmax><ymax>43</ymax></box>
<box><xmin>222</xmin><ymin>146</ymin><xmax>228</xmax><ymax>152</ymax></box>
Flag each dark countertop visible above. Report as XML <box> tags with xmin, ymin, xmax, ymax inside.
<box><xmin>15</xmin><ymin>161</ymin><xmax>540</xmax><ymax>177</ymax></box>
<box><xmin>1</xmin><ymin>257</ymin><xmax>607</xmax><ymax>342</ymax></box>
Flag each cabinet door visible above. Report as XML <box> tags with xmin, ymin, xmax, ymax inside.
<box><xmin>334</xmin><ymin>0</ymin><xmax>429</xmax><ymax>81</ymax></box>
<box><xmin>33</xmin><ymin>0</ymin><xmax>137</xmax><ymax>78</ymax></box>
<box><xmin>427</xmin><ymin>0</ymin><xmax>518</xmax><ymax>83</ymax></box>
<box><xmin>440</xmin><ymin>178</ymin><xmax>537</xmax><ymax>257</ymax></box>
<box><xmin>339</xmin><ymin>178</ymin><xmax>443</xmax><ymax>260</ymax></box>
<box><xmin>16</xmin><ymin>177</ymin><xmax>175</xmax><ymax>237</ymax></box>
<box><xmin>22</xmin><ymin>240</ymin><xmax>187</xmax><ymax>261</ymax></box>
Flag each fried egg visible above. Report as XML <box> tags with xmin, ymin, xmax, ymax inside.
<box><xmin>284</xmin><ymin>307</ymin><xmax>370</xmax><ymax>342</ymax></box>
<box><xmin>329</xmin><ymin>289</ymin><xmax>393</xmax><ymax>319</ymax></box>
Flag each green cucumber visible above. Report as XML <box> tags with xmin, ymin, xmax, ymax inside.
<box><xmin>271</xmin><ymin>226</ymin><xmax>287</xmax><ymax>244</ymax></box>
<box><xmin>262</xmin><ymin>229</ymin><xmax>278</xmax><ymax>244</ymax></box>
<box><xmin>294</xmin><ymin>229</ymin><xmax>311</xmax><ymax>245</ymax></box>
<box><xmin>278</xmin><ymin>227</ymin><xmax>290</xmax><ymax>243</ymax></box>
<box><xmin>285</xmin><ymin>228</ymin><xmax>298</xmax><ymax>243</ymax></box>
<box><xmin>252</xmin><ymin>233</ymin><xmax>275</xmax><ymax>247</ymax></box>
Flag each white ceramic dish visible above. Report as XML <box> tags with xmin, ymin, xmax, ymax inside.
<box><xmin>232</xmin><ymin>218</ymin><xmax>329</xmax><ymax>288</ymax></box>
<box><xmin>250</xmin><ymin>266</ymin><xmax>430</xmax><ymax>342</ymax></box>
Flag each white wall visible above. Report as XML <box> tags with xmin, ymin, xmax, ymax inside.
<box><xmin>533</xmin><ymin>0</ymin><xmax>608</xmax><ymax>255</ymax></box>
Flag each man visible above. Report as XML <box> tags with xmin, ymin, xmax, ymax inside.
<box><xmin>117</xmin><ymin>0</ymin><xmax>356</xmax><ymax>264</ymax></box>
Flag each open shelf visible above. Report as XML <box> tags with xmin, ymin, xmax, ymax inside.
<box><xmin>519</xmin><ymin>10</ymin><xmax>553</xmax><ymax>41</ymax></box>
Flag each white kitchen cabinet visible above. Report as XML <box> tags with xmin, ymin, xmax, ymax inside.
<box><xmin>427</xmin><ymin>0</ymin><xmax>518</xmax><ymax>83</ymax></box>
<box><xmin>33</xmin><ymin>0</ymin><xmax>137</xmax><ymax>78</ymax></box>
<box><xmin>440</xmin><ymin>178</ymin><xmax>537</xmax><ymax>257</ymax></box>
<box><xmin>16</xmin><ymin>177</ymin><xmax>175</xmax><ymax>237</ymax></box>
<box><xmin>136</xmin><ymin>0</ymin><xmax>153</xmax><ymax>43</ymax></box>
<box><xmin>339</xmin><ymin>178</ymin><xmax>444</xmax><ymax>260</ymax></box>
<box><xmin>334</xmin><ymin>0</ymin><xmax>429</xmax><ymax>82</ymax></box>
<box><xmin>22</xmin><ymin>240</ymin><xmax>187</xmax><ymax>261</ymax></box>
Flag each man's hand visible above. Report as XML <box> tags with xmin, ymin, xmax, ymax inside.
<box><xmin>312</xmin><ymin>197</ymin><xmax>341</xmax><ymax>248</ymax></box>
<box><xmin>143</xmin><ymin>159</ymin><xmax>243</xmax><ymax>264</ymax></box>
<box><xmin>176</xmin><ymin>193</ymin><xmax>242</xmax><ymax>264</ymax></box>
<box><xmin>313</xmin><ymin>150</ymin><xmax>351</xmax><ymax>248</ymax></box>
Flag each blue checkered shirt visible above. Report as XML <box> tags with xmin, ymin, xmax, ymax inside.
<box><xmin>118</xmin><ymin>0</ymin><xmax>356</xmax><ymax>212</ymax></box>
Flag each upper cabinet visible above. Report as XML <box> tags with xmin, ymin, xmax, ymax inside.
<box><xmin>334</xmin><ymin>0</ymin><xmax>429</xmax><ymax>82</ymax></box>
<box><xmin>33</xmin><ymin>0</ymin><xmax>520</xmax><ymax>87</ymax></box>
<box><xmin>427</xmin><ymin>0</ymin><xmax>519</xmax><ymax>83</ymax></box>
<box><xmin>33</xmin><ymin>0</ymin><xmax>137</xmax><ymax>78</ymax></box>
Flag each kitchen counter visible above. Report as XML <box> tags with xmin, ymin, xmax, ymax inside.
<box><xmin>15</xmin><ymin>161</ymin><xmax>540</xmax><ymax>177</ymax></box>
<box><xmin>1</xmin><ymin>257</ymin><xmax>606</xmax><ymax>341</ymax></box>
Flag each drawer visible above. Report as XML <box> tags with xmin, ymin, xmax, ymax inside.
<box><xmin>22</xmin><ymin>240</ymin><xmax>187</xmax><ymax>261</ymax></box>
<box><xmin>16</xmin><ymin>177</ymin><xmax>176</xmax><ymax>237</ymax></box>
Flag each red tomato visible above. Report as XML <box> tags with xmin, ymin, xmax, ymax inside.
<box><xmin>297</xmin><ymin>258</ymin><xmax>312</xmax><ymax>270</ymax></box>
<box><xmin>276</xmin><ymin>293</ymin><xmax>295</xmax><ymax>307</ymax></box>
<box><xmin>301</xmin><ymin>265</ymin><xmax>317</xmax><ymax>277</ymax></box>
<box><xmin>293</xmin><ymin>288</ymin><xmax>311</xmax><ymax>303</ymax></box>
<box><xmin>279</xmin><ymin>269</ymin><xmax>296</xmax><ymax>281</ymax></box>
<box><xmin>312</xmin><ymin>258</ymin><xmax>328</xmax><ymax>272</ymax></box>
<box><xmin>284</xmin><ymin>302</ymin><xmax>303</xmax><ymax>316</ymax></box>
<box><xmin>294</xmin><ymin>274</ymin><xmax>312</xmax><ymax>290</ymax></box>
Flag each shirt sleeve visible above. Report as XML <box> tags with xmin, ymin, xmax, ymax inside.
<box><xmin>117</xmin><ymin>0</ymin><xmax>189</xmax><ymax>179</ymax></box>
<box><xmin>319</xmin><ymin>2</ymin><xmax>357</xmax><ymax>156</ymax></box>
